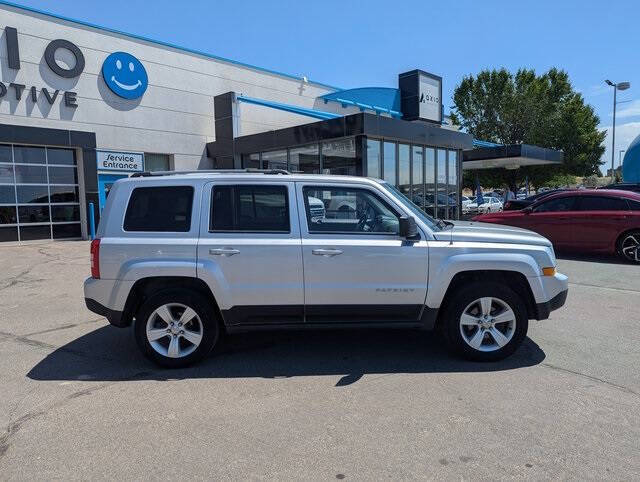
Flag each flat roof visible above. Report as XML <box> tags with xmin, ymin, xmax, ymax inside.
<box><xmin>462</xmin><ymin>144</ymin><xmax>563</xmax><ymax>170</ymax></box>
<box><xmin>208</xmin><ymin>112</ymin><xmax>473</xmax><ymax>159</ymax></box>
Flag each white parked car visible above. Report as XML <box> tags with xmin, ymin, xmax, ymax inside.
<box><xmin>462</xmin><ymin>196</ymin><xmax>478</xmax><ymax>215</ymax></box>
<box><xmin>477</xmin><ymin>196</ymin><xmax>503</xmax><ymax>214</ymax></box>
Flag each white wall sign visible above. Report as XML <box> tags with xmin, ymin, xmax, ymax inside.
<box><xmin>97</xmin><ymin>150</ymin><xmax>144</xmax><ymax>172</ymax></box>
<box><xmin>418</xmin><ymin>74</ymin><xmax>442</xmax><ymax>123</ymax></box>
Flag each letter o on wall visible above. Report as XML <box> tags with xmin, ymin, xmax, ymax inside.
<box><xmin>44</xmin><ymin>39</ymin><xmax>85</xmax><ymax>78</ymax></box>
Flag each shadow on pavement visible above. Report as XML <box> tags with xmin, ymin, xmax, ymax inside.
<box><xmin>556</xmin><ymin>251</ymin><xmax>629</xmax><ymax>265</ymax></box>
<box><xmin>27</xmin><ymin>325</ymin><xmax>545</xmax><ymax>386</ymax></box>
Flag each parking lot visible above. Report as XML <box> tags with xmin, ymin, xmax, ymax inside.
<box><xmin>0</xmin><ymin>241</ymin><xmax>639</xmax><ymax>480</ymax></box>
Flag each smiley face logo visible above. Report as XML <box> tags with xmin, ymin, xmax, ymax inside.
<box><xmin>101</xmin><ymin>52</ymin><xmax>148</xmax><ymax>100</ymax></box>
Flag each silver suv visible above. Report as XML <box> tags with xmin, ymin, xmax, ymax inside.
<box><xmin>84</xmin><ymin>170</ymin><xmax>568</xmax><ymax>367</ymax></box>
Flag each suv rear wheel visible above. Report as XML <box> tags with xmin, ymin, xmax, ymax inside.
<box><xmin>135</xmin><ymin>289</ymin><xmax>219</xmax><ymax>368</ymax></box>
<box><xmin>441</xmin><ymin>282</ymin><xmax>528</xmax><ymax>361</ymax></box>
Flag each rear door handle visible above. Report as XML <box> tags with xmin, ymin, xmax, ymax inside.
<box><xmin>209</xmin><ymin>247</ymin><xmax>240</xmax><ymax>256</ymax></box>
<box><xmin>312</xmin><ymin>248</ymin><xmax>343</xmax><ymax>257</ymax></box>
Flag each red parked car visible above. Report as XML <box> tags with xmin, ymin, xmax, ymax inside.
<box><xmin>473</xmin><ymin>190</ymin><xmax>640</xmax><ymax>263</ymax></box>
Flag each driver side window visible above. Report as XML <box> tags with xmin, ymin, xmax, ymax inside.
<box><xmin>533</xmin><ymin>196</ymin><xmax>578</xmax><ymax>213</ymax></box>
<box><xmin>303</xmin><ymin>186</ymin><xmax>400</xmax><ymax>234</ymax></box>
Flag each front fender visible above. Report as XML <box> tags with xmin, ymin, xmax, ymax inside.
<box><xmin>426</xmin><ymin>251</ymin><xmax>541</xmax><ymax>308</ymax></box>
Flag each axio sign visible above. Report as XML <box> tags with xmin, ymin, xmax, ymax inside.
<box><xmin>1</xmin><ymin>26</ymin><xmax>148</xmax><ymax>107</ymax></box>
<box><xmin>399</xmin><ymin>69</ymin><xmax>443</xmax><ymax>124</ymax></box>
<box><xmin>417</xmin><ymin>74</ymin><xmax>442</xmax><ymax>123</ymax></box>
<box><xmin>96</xmin><ymin>150</ymin><xmax>144</xmax><ymax>172</ymax></box>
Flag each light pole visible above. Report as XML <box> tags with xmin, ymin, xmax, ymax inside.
<box><xmin>605</xmin><ymin>80</ymin><xmax>631</xmax><ymax>180</ymax></box>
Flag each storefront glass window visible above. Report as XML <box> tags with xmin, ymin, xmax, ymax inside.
<box><xmin>424</xmin><ymin>148</ymin><xmax>436</xmax><ymax>217</ymax></box>
<box><xmin>448</xmin><ymin>150</ymin><xmax>458</xmax><ymax>218</ymax></box>
<box><xmin>13</xmin><ymin>146</ymin><xmax>45</xmax><ymax>164</ymax></box>
<box><xmin>366</xmin><ymin>139</ymin><xmax>381</xmax><ymax>178</ymax></box>
<box><xmin>321</xmin><ymin>138</ymin><xmax>356</xmax><ymax>175</ymax></box>
<box><xmin>437</xmin><ymin>149</ymin><xmax>449</xmax><ymax>219</ymax></box>
<box><xmin>242</xmin><ymin>153</ymin><xmax>260</xmax><ymax>169</ymax></box>
<box><xmin>0</xmin><ymin>164</ymin><xmax>14</xmax><ymax>184</ymax></box>
<box><xmin>383</xmin><ymin>141</ymin><xmax>396</xmax><ymax>184</ymax></box>
<box><xmin>48</xmin><ymin>166</ymin><xmax>78</xmax><ymax>184</ymax></box>
<box><xmin>0</xmin><ymin>186</ymin><xmax>16</xmax><ymax>204</ymax></box>
<box><xmin>0</xmin><ymin>145</ymin><xmax>80</xmax><ymax>242</ymax></box>
<box><xmin>15</xmin><ymin>165</ymin><xmax>47</xmax><ymax>184</ymax></box>
<box><xmin>398</xmin><ymin>144</ymin><xmax>410</xmax><ymax>196</ymax></box>
<box><xmin>0</xmin><ymin>144</ymin><xmax>12</xmax><ymax>163</ymax></box>
<box><xmin>289</xmin><ymin>144</ymin><xmax>320</xmax><ymax>173</ymax></box>
<box><xmin>262</xmin><ymin>150</ymin><xmax>287</xmax><ymax>171</ymax></box>
<box><xmin>145</xmin><ymin>153</ymin><xmax>171</xmax><ymax>172</ymax></box>
<box><xmin>411</xmin><ymin>145</ymin><xmax>424</xmax><ymax>210</ymax></box>
<box><xmin>47</xmin><ymin>148</ymin><xmax>76</xmax><ymax>165</ymax></box>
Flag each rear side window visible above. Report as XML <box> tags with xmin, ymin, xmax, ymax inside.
<box><xmin>123</xmin><ymin>186</ymin><xmax>194</xmax><ymax>232</ymax></box>
<box><xmin>578</xmin><ymin>196</ymin><xmax>628</xmax><ymax>211</ymax></box>
<box><xmin>627</xmin><ymin>199</ymin><xmax>640</xmax><ymax>210</ymax></box>
<box><xmin>210</xmin><ymin>185</ymin><xmax>289</xmax><ymax>232</ymax></box>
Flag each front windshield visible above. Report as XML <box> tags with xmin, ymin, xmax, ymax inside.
<box><xmin>379</xmin><ymin>182</ymin><xmax>444</xmax><ymax>232</ymax></box>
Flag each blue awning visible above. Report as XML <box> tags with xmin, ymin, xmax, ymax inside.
<box><xmin>237</xmin><ymin>95</ymin><xmax>341</xmax><ymax>121</ymax></box>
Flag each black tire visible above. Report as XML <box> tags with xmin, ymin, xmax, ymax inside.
<box><xmin>616</xmin><ymin>230</ymin><xmax>640</xmax><ymax>264</ymax></box>
<box><xmin>134</xmin><ymin>289</ymin><xmax>220</xmax><ymax>368</ymax></box>
<box><xmin>441</xmin><ymin>282</ymin><xmax>528</xmax><ymax>362</ymax></box>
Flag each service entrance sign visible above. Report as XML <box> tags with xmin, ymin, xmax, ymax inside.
<box><xmin>399</xmin><ymin>69</ymin><xmax>443</xmax><ymax>124</ymax></box>
<box><xmin>96</xmin><ymin>150</ymin><xmax>144</xmax><ymax>172</ymax></box>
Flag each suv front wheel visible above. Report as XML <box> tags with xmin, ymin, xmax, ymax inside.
<box><xmin>441</xmin><ymin>282</ymin><xmax>528</xmax><ymax>361</ymax></box>
<box><xmin>135</xmin><ymin>289</ymin><xmax>219</xmax><ymax>368</ymax></box>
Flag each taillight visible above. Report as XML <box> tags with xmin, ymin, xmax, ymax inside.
<box><xmin>90</xmin><ymin>238</ymin><xmax>101</xmax><ymax>279</ymax></box>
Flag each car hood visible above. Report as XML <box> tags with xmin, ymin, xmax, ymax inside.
<box><xmin>433</xmin><ymin>220</ymin><xmax>552</xmax><ymax>247</ymax></box>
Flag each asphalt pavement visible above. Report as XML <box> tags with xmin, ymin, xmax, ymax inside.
<box><xmin>0</xmin><ymin>241</ymin><xmax>638</xmax><ymax>480</ymax></box>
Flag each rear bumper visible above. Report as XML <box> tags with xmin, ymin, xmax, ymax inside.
<box><xmin>85</xmin><ymin>298</ymin><xmax>127</xmax><ymax>327</ymax></box>
<box><xmin>534</xmin><ymin>289</ymin><xmax>568</xmax><ymax>320</ymax></box>
<box><xmin>83</xmin><ymin>277</ymin><xmax>135</xmax><ymax>327</ymax></box>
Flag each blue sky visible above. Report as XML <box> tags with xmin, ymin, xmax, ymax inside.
<box><xmin>10</xmin><ymin>0</ymin><xmax>640</xmax><ymax>173</ymax></box>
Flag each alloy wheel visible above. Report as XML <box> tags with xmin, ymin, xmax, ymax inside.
<box><xmin>621</xmin><ymin>234</ymin><xmax>640</xmax><ymax>262</ymax></box>
<box><xmin>146</xmin><ymin>303</ymin><xmax>203</xmax><ymax>358</ymax></box>
<box><xmin>459</xmin><ymin>297</ymin><xmax>516</xmax><ymax>352</ymax></box>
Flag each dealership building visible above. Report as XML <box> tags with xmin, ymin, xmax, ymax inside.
<box><xmin>0</xmin><ymin>1</ymin><xmax>561</xmax><ymax>243</ymax></box>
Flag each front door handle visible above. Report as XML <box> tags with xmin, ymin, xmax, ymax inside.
<box><xmin>209</xmin><ymin>247</ymin><xmax>240</xmax><ymax>256</ymax></box>
<box><xmin>312</xmin><ymin>248</ymin><xmax>343</xmax><ymax>257</ymax></box>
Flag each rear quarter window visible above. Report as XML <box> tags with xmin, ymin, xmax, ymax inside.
<box><xmin>627</xmin><ymin>199</ymin><xmax>640</xmax><ymax>210</ymax></box>
<box><xmin>123</xmin><ymin>186</ymin><xmax>194</xmax><ymax>232</ymax></box>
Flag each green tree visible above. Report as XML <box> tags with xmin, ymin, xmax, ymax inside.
<box><xmin>451</xmin><ymin>68</ymin><xmax>605</xmax><ymax>190</ymax></box>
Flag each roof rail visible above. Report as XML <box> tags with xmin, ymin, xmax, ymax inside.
<box><xmin>130</xmin><ymin>168</ymin><xmax>290</xmax><ymax>178</ymax></box>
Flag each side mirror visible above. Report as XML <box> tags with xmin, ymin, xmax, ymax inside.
<box><xmin>399</xmin><ymin>216</ymin><xmax>419</xmax><ymax>239</ymax></box>
<box><xmin>523</xmin><ymin>206</ymin><xmax>533</xmax><ymax>214</ymax></box>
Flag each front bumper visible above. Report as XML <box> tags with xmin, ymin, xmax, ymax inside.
<box><xmin>534</xmin><ymin>288</ymin><xmax>568</xmax><ymax>320</ymax></box>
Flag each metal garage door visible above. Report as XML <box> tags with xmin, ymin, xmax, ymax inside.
<box><xmin>0</xmin><ymin>143</ymin><xmax>82</xmax><ymax>242</ymax></box>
